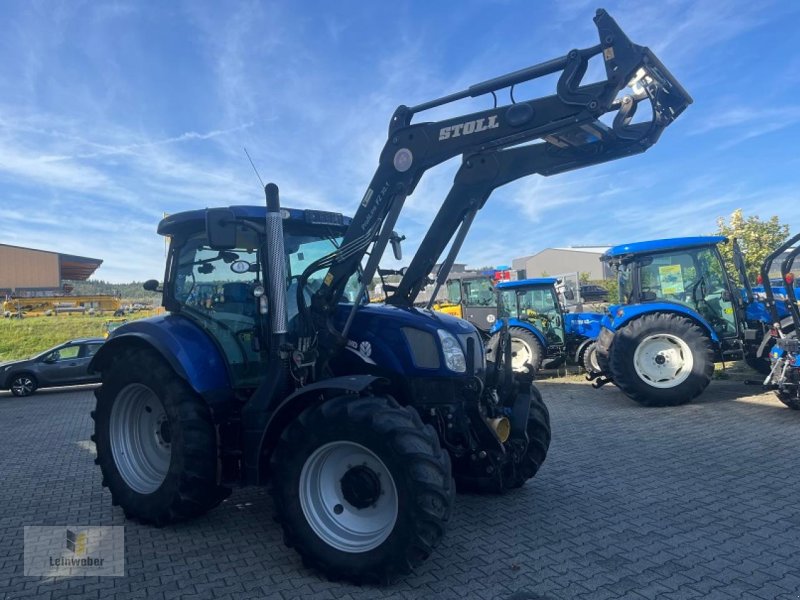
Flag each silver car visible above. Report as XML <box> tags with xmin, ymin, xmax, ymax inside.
<box><xmin>0</xmin><ymin>338</ymin><xmax>105</xmax><ymax>397</ymax></box>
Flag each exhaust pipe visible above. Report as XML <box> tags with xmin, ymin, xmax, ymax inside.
<box><xmin>264</xmin><ymin>183</ymin><xmax>288</xmax><ymax>339</ymax></box>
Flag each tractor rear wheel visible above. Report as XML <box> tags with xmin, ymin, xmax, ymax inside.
<box><xmin>487</xmin><ymin>327</ymin><xmax>544</xmax><ymax>374</ymax></box>
<box><xmin>608</xmin><ymin>313</ymin><xmax>714</xmax><ymax>407</ymax></box>
<box><xmin>270</xmin><ymin>395</ymin><xmax>454</xmax><ymax>584</ymax></box>
<box><xmin>92</xmin><ymin>347</ymin><xmax>228</xmax><ymax>524</ymax></box>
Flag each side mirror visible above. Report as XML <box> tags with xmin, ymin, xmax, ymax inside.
<box><xmin>564</xmin><ymin>290</ymin><xmax>575</xmax><ymax>301</ymax></box>
<box><xmin>143</xmin><ymin>279</ymin><xmax>160</xmax><ymax>292</ymax></box>
<box><xmin>206</xmin><ymin>208</ymin><xmax>238</xmax><ymax>250</ymax></box>
<box><xmin>43</xmin><ymin>353</ymin><xmax>57</xmax><ymax>363</ymax></box>
<box><xmin>390</xmin><ymin>232</ymin><xmax>405</xmax><ymax>261</ymax></box>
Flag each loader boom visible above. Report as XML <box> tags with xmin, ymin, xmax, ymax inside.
<box><xmin>307</xmin><ymin>8</ymin><xmax>692</xmax><ymax>350</ymax></box>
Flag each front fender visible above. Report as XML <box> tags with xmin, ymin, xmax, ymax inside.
<box><xmin>254</xmin><ymin>375</ymin><xmax>384</xmax><ymax>484</ymax></box>
<box><xmin>488</xmin><ymin>318</ymin><xmax>548</xmax><ymax>348</ymax></box>
<box><xmin>606</xmin><ymin>302</ymin><xmax>720</xmax><ymax>343</ymax></box>
<box><xmin>89</xmin><ymin>314</ymin><xmax>230</xmax><ymax>396</ymax></box>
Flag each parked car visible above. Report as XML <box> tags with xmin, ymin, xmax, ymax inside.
<box><xmin>580</xmin><ymin>284</ymin><xmax>610</xmax><ymax>303</ymax></box>
<box><xmin>0</xmin><ymin>338</ymin><xmax>105</xmax><ymax>397</ymax></box>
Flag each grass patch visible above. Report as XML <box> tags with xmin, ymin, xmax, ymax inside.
<box><xmin>0</xmin><ymin>313</ymin><xmax>157</xmax><ymax>361</ymax></box>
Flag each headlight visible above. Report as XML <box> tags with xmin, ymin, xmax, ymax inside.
<box><xmin>437</xmin><ymin>329</ymin><xmax>466</xmax><ymax>373</ymax></box>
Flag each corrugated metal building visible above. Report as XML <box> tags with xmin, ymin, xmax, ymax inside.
<box><xmin>0</xmin><ymin>244</ymin><xmax>102</xmax><ymax>295</ymax></box>
<box><xmin>512</xmin><ymin>246</ymin><xmax>612</xmax><ymax>281</ymax></box>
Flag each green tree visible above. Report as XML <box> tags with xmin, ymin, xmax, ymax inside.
<box><xmin>715</xmin><ymin>209</ymin><xmax>790</xmax><ymax>283</ymax></box>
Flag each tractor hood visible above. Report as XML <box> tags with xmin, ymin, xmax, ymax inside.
<box><xmin>333</xmin><ymin>303</ymin><xmax>485</xmax><ymax>378</ymax></box>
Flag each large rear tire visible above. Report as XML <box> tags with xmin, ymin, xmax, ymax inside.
<box><xmin>487</xmin><ymin>327</ymin><xmax>544</xmax><ymax>374</ymax></box>
<box><xmin>608</xmin><ymin>313</ymin><xmax>714</xmax><ymax>407</ymax></box>
<box><xmin>745</xmin><ymin>355</ymin><xmax>772</xmax><ymax>375</ymax></box>
<box><xmin>270</xmin><ymin>395</ymin><xmax>454</xmax><ymax>584</ymax></box>
<box><xmin>776</xmin><ymin>390</ymin><xmax>800</xmax><ymax>410</ymax></box>
<box><xmin>92</xmin><ymin>347</ymin><xmax>228</xmax><ymax>525</ymax></box>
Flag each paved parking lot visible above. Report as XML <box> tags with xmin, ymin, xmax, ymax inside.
<box><xmin>1</xmin><ymin>381</ymin><xmax>799</xmax><ymax>600</ymax></box>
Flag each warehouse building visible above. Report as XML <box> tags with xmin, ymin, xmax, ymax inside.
<box><xmin>0</xmin><ymin>244</ymin><xmax>103</xmax><ymax>296</ymax></box>
<box><xmin>512</xmin><ymin>246</ymin><xmax>612</xmax><ymax>281</ymax></box>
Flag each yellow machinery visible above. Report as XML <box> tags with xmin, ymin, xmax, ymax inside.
<box><xmin>2</xmin><ymin>294</ymin><xmax>121</xmax><ymax>317</ymax></box>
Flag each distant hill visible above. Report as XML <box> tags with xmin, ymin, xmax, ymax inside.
<box><xmin>64</xmin><ymin>279</ymin><xmax>162</xmax><ymax>305</ymax></box>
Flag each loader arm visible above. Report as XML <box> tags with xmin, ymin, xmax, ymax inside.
<box><xmin>388</xmin><ymin>114</ymin><xmax>667</xmax><ymax>306</ymax></box>
<box><xmin>309</xmin><ymin>8</ymin><xmax>692</xmax><ymax>344</ymax></box>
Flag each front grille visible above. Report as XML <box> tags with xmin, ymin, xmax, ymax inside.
<box><xmin>402</xmin><ymin>327</ymin><xmax>440</xmax><ymax>369</ymax></box>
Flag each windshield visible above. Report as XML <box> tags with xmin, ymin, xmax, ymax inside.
<box><xmin>285</xmin><ymin>234</ymin><xmax>362</xmax><ymax>304</ymax></box>
<box><xmin>499</xmin><ymin>286</ymin><xmax>564</xmax><ymax>344</ymax></box>
<box><xmin>635</xmin><ymin>247</ymin><xmax>737</xmax><ymax>338</ymax></box>
<box><xmin>461</xmin><ymin>278</ymin><xmax>494</xmax><ymax>307</ymax></box>
<box><xmin>618</xmin><ymin>263</ymin><xmax>633</xmax><ymax>304</ymax></box>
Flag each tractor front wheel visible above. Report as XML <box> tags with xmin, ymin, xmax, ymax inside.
<box><xmin>92</xmin><ymin>347</ymin><xmax>228</xmax><ymax>524</ymax></box>
<box><xmin>270</xmin><ymin>395</ymin><xmax>454</xmax><ymax>584</ymax></box>
<box><xmin>579</xmin><ymin>342</ymin><xmax>601</xmax><ymax>373</ymax></box>
<box><xmin>608</xmin><ymin>314</ymin><xmax>714</xmax><ymax>407</ymax></box>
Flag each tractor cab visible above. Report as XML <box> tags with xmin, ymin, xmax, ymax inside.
<box><xmin>435</xmin><ymin>275</ymin><xmax>497</xmax><ymax>329</ymax></box>
<box><xmin>157</xmin><ymin>206</ymin><xmax>359</xmax><ymax>388</ymax></box>
<box><xmin>493</xmin><ymin>279</ymin><xmax>566</xmax><ymax>348</ymax></box>
<box><xmin>602</xmin><ymin>237</ymin><xmax>743</xmax><ymax>344</ymax></box>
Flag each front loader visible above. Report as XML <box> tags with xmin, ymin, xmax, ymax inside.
<box><xmin>89</xmin><ymin>9</ymin><xmax>690</xmax><ymax>583</ymax></box>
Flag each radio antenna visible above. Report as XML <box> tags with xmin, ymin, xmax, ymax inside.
<box><xmin>243</xmin><ymin>147</ymin><xmax>265</xmax><ymax>188</ymax></box>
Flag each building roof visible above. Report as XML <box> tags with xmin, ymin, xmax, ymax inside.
<box><xmin>0</xmin><ymin>244</ymin><xmax>103</xmax><ymax>281</ymax></box>
<box><xmin>552</xmin><ymin>246</ymin><xmax>611</xmax><ymax>254</ymax></box>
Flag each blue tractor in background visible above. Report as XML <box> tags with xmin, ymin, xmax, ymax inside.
<box><xmin>486</xmin><ymin>279</ymin><xmax>604</xmax><ymax>373</ymax></box>
<box><xmin>591</xmin><ymin>235</ymin><xmax>797</xmax><ymax>406</ymax></box>
<box><xmin>87</xmin><ymin>10</ymin><xmax>690</xmax><ymax>583</ymax></box>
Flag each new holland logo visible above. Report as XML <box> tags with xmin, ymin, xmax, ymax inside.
<box><xmin>439</xmin><ymin>115</ymin><xmax>499</xmax><ymax>141</ymax></box>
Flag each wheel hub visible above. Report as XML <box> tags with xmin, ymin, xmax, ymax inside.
<box><xmin>340</xmin><ymin>465</ymin><xmax>381</xmax><ymax>509</ymax></box>
<box><xmin>632</xmin><ymin>333</ymin><xmax>694</xmax><ymax>389</ymax></box>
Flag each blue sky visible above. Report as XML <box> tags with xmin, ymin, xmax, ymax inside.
<box><xmin>2</xmin><ymin>0</ymin><xmax>800</xmax><ymax>282</ymax></box>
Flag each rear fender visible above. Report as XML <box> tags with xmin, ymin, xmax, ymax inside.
<box><xmin>608</xmin><ymin>302</ymin><xmax>720</xmax><ymax>344</ymax></box>
<box><xmin>255</xmin><ymin>375</ymin><xmax>384</xmax><ymax>484</ymax></box>
<box><xmin>88</xmin><ymin>316</ymin><xmax>231</xmax><ymax>417</ymax></box>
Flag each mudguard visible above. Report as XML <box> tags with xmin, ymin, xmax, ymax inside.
<box><xmin>89</xmin><ymin>314</ymin><xmax>230</xmax><ymax>398</ymax></box>
<box><xmin>488</xmin><ymin>318</ymin><xmax>548</xmax><ymax>348</ymax></box>
<box><xmin>254</xmin><ymin>375</ymin><xmax>383</xmax><ymax>484</ymax></box>
<box><xmin>604</xmin><ymin>302</ymin><xmax>721</xmax><ymax>344</ymax></box>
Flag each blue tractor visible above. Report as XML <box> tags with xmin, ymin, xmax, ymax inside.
<box><xmin>88</xmin><ymin>10</ymin><xmax>690</xmax><ymax>582</ymax></box>
<box><xmin>755</xmin><ymin>234</ymin><xmax>800</xmax><ymax>409</ymax></box>
<box><xmin>590</xmin><ymin>235</ymin><xmax>797</xmax><ymax>406</ymax></box>
<box><xmin>486</xmin><ymin>278</ymin><xmax>604</xmax><ymax>373</ymax></box>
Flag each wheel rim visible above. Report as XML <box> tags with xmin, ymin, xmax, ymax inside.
<box><xmin>587</xmin><ymin>346</ymin><xmax>601</xmax><ymax>372</ymax></box>
<box><xmin>633</xmin><ymin>334</ymin><xmax>694</xmax><ymax>389</ymax></box>
<box><xmin>299</xmin><ymin>441</ymin><xmax>398</xmax><ymax>553</ymax></box>
<box><xmin>510</xmin><ymin>338</ymin><xmax>533</xmax><ymax>372</ymax></box>
<box><xmin>109</xmin><ymin>383</ymin><xmax>171</xmax><ymax>494</ymax></box>
<box><xmin>11</xmin><ymin>376</ymin><xmax>34</xmax><ymax>396</ymax></box>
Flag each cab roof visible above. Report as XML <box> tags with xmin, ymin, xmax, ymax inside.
<box><xmin>495</xmin><ymin>278</ymin><xmax>557</xmax><ymax>290</ymax></box>
<box><xmin>158</xmin><ymin>206</ymin><xmax>352</xmax><ymax>236</ymax></box>
<box><xmin>602</xmin><ymin>236</ymin><xmax>727</xmax><ymax>260</ymax></box>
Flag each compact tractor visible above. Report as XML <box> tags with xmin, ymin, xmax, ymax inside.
<box><xmin>756</xmin><ymin>234</ymin><xmax>800</xmax><ymax>409</ymax></box>
<box><xmin>89</xmin><ymin>10</ymin><xmax>690</xmax><ymax>582</ymax></box>
<box><xmin>487</xmin><ymin>278</ymin><xmax>604</xmax><ymax>373</ymax></box>
<box><xmin>590</xmin><ymin>235</ymin><xmax>798</xmax><ymax>406</ymax></box>
<box><xmin>435</xmin><ymin>275</ymin><xmax>603</xmax><ymax>373</ymax></box>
